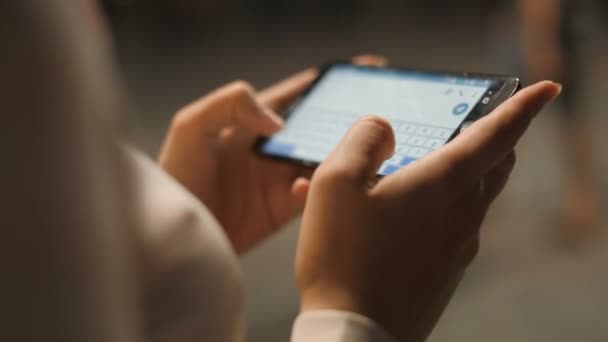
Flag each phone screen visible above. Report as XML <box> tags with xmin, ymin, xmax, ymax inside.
<box><xmin>260</xmin><ymin>64</ymin><xmax>501</xmax><ymax>176</ymax></box>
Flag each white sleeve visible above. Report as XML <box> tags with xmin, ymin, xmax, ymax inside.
<box><xmin>292</xmin><ymin>310</ymin><xmax>398</xmax><ymax>342</ymax></box>
<box><xmin>125</xmin><ymin>147</ymin><xmax>246</xmax><ymax>342</ymax></box>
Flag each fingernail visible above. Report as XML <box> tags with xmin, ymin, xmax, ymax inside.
<box><xmin>530</xmin><ymin>82</ymin><xmax>562</xmax><ymax>119</ymax></box>
<box><xmin>358</xmin><ymin>115</ymin><xmax>391</xmax><ymax>133</ymax></box>
<box><xmin>551</xmin><ymin>81</ymin><xmax>563</xmax><ymax>96</ymax></box>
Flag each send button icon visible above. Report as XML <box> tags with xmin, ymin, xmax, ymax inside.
<box><xmin>452</xmin><ymin>102</ymin><xmax>469</xmax><ymax>116</ymax></box>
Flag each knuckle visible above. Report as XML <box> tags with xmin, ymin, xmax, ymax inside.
<box><xmin>497</xmin><ymin>110</ymin><xmax>522</xmax><ymax>132</ymax></box>
<box><xmin>495</xmin><ymin>108</ymin><xmax>532</xmax><ymax>142</ymax></box>
<box><xmin>314</xmin><ymin>162</ymin><xmax>360</xmax><ymax>188</ymax></box>
<box><xmin>422</xmin><ymin>153</ymin><xmax>472</xmax><ymax>205</ymax></box>
<box><xmin>228</xmin><ymin>80</ymin><xmax>255</xmax><ymax>97</ymax></box>
<box><xmin>438</xmin><ymin>153</ymin><xmax>468</xmax><ymax>183</ymax></box>
<box><xmin>169</xmin><ymin>110</ymin><xmax>193</xmax><ymax>132</ymax></box>
<box><xmin>227</xmin><ymin>81</ymin><xmax>259</xmax><ymax>114</ymax></box>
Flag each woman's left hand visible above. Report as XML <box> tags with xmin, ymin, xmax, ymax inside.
<box><xmin>159</xmin><ymin>56</ymin><xmax>387</xmax><ymax>253</ymax></box>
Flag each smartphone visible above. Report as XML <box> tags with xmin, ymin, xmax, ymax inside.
<box><xmin>256</xmin><ymin>62</ymin><xmax>520</xmax><ymax>176</ymax></box>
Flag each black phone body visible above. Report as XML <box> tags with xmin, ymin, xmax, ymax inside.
<box><xmin>256</xmin><ymin>62</ymin><xmax>520</xmax><ymax>176</ymax></box>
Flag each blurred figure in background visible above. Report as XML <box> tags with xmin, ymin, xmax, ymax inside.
<box><xmin>518</xmin><ymin>0</ymin><xmax>600</xmax><ymax>243</ymax></box>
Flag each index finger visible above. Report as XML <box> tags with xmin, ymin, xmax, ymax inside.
<box><xmin>439</xmin><ymin>81</ymin><xmax>561</xmax><ymax>180</ymax></box>
<box><xmin>257</xmin><ymin>68</ymin><xmax>318</xmax><ymax>113</ymax></box>
<box><xmin>376</xmin><ymin>81</ymin><xmax>561</xmax><ymax>200</ymax></box>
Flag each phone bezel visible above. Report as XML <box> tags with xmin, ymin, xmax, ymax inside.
<box><xmin>254</xmin><ymin>61</ymin><xmax>521</xmax><ymax>171</ymax></box>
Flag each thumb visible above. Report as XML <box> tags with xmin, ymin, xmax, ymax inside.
<box><xmin>173</xmin><ymin>81</ymin><xmax>282</xmax><ymax>138</ymax></box>
<box><xmin>318</xmin><ymin>116</ymin><xmax>395</xmax><ymax>187</ymax></box>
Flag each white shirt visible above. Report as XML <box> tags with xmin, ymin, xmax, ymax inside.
<box><xmin>1</xmin><ymin>2</ymin><xmax>397</xmax><ymax>342</ymax></box>
<box><xmin>127</xmin><ymin>148</ymin><xmax>396</xmax><ymax>342</ymax></box>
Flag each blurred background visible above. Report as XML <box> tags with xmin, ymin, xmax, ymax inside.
<box><xmin>100</xmin><ymin>0</ymin><xmax>608</xmax><ymax>341</ymax></box>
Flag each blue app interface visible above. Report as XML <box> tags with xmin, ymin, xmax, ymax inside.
<box><xmin>262</xmin><ymin>65</ymin><xmax>492</xmax><ymax>175</ymax></box>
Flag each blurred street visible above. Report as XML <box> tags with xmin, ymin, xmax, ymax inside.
<box><xmin>106</xmin><ymin>2</ymin><xmax>608</xmax><ymax>341</ymax></box>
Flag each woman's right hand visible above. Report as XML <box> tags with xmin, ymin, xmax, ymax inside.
<box><xmin>295</xmin><ymin>81</ymin><xmax>561</xmax><ymax>342</ymax></box>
